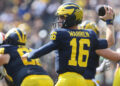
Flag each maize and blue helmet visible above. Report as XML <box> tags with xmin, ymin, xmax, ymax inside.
<box><xmin>56</xmin><ymin>2</ymin><xmax>83</xmax><ymax>28</ymax></box>
<box><xmin>78</xmin><ymin>20</ymin><xmax>99</xmax><ymax>35</ymax></box>
<box><xmin>5</xmin><ymin>28</ymin><xmax>26</xmax><ymax>45</ymax></box>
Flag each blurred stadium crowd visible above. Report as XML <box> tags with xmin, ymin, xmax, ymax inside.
<box><xmin>0</xmin><ymin>0</ymin><xmax>120</xmax><ymax>86</ymax></box>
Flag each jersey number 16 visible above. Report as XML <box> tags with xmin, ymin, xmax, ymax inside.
<box><xmin>69</xmin><ymin>38</ymin><xmax>90</xmax><ymax>67</ymax></box>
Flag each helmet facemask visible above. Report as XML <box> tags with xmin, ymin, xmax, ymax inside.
<box><xmin>52</xmin><ymin>16</ymin><xmax>66</xmax><ymax>29</ymax></box>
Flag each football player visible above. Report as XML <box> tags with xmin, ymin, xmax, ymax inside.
<box><xmin>0</xmin><ymin>28</ymin><xmax>54</xmax><ymax>86</ymax></box>
<box><xmin>22</xmin><ymin>3</ymin><xmax>117</xmax><ymax>86</ymax></box>
<box><xmin>79</xmin><ymin>20</ymin><xmax>111</xmax><ymax>86</ymax></box>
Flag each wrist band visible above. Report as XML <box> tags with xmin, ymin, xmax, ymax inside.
<box><xmin>106</xmin><ymin>19</ymin><xmax>113</xmax><ymax>25</ymax></box>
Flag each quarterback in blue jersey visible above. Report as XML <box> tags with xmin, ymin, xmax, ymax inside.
<box><xmin>0</xmin><ymin>28</ymin><xmax>54</xmax><ymax>86</ymax></box>
<box><xmin>22</xmin><ymin>3</ymin><xmax>119</xmax><ymax>86</ymax></box>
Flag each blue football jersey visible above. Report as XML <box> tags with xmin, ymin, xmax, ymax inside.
<box><xmin>0</xmin><ymin>45</ymin><xmax>48</xmax><ymax>86</ymax></box>
<box><xmin>28</xmin><ymin>28</ymin><xmax>107</xmax><ymax>75</ymax></box>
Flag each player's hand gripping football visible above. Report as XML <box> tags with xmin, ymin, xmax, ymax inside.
<box><xmin>99</xmin><ymin>5</ymin><xmax>115</xmax><ymax>21</ymax></box>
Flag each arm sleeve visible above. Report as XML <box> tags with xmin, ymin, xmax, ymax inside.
<box><xmin>97</xmin><ymin>39</ymin><xmax>108</xmax><ymax>49</ymax></box>
<box><xmin>28</xmin><ymin>30</ymin><xmax>62</xmax><ymax>59</ymax></box>
<box><xmin>28</xmin><ymin>41</ymin><xmax>59</xmax><ymax>59</ymax></box>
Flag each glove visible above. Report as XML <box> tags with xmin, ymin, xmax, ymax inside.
<box><xmin>96</xmin><ymin>59</ymin><xmax>111</xmax><ymax>73</ymax></box>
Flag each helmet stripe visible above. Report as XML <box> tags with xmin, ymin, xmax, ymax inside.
<box><xmin>16</xmin><ymin>29</ymin><xmax>25</xmax><ymax>43</ymax></box>
<box><xmin>15</xmin><ymin>29</ymin><xmax>22</xmax><ymax>42</ymax></box>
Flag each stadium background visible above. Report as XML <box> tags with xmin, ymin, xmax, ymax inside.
<box><xmin>0</xmin><ymin>0</ymin><xmax>120</xmax><ymax>86</ymax></box>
